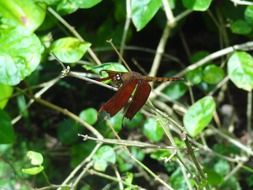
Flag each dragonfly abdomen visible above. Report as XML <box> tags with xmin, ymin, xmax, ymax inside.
<box><xmin>144</xmin><ymin>76</ymin><xmax>182</xmax><ymax>82</ymax></box>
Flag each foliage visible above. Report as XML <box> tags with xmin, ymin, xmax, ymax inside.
<box><xmin>1</xmin><ymin>0</ymin><xmax>253</xmax><ymax>189</ymax></box>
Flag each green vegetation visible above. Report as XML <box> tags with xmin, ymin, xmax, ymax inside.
<box><xmin>1</xmin><ymin>0</ymin><xmax>253</xmax><ymax>189</ymax></box>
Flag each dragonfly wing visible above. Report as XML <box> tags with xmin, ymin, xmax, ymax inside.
<box><xmin>125</xmin><ymin>80</ymin><xmax>151</xmax><ymax>119</ymax></box>
<box><xmin>99</xmin><ymin>79</ymin><xmax>138</xmax><ymax>117</ymax></box>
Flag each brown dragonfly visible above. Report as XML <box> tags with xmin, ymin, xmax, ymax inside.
<box><xmin>98</xmin><ymin>70</ymin><xmax>182</xmax><ymax>120</ymax></box>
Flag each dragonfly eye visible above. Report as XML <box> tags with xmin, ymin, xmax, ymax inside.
<box><xmin>114</xmin><ymin>74</ymin><xmax>122</xmax><ymax>81</ymax></box>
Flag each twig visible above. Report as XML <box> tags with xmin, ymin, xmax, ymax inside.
<box><xmin>107</xmin><ymin>39</ymin><xmax>132</xmax><ymax>71</ymax></box>
<box><xmin>68</xmin><ymin>71</ymin><xmax>117</xmax><ymax>91</ymax></box>
<box><xmin>72</xmin><ymin>162</ymin><xmax>93</xmax><ymax>188</ymax></box>
<box><xmin>177</xmin><ymin>160</ymin><xmax>193</xmax><ymax>190</ymax></box>
<box><xmin>32</xmin><ymin>97</ymin><xmax>103</xmax><ymax>139</ymax></box>
<box><xmin>59</xmin><ymin>143</ymin><xmax>102</xmax><ymax>189</ymax></box>
<box><xmin>78</xmin><ymin>134</ymin><xmax>177</xmax><ymax>150</ymax></box>
<box><xmin>36</xmin><ymin>184</ymin><xmax>70</xmax><ymax>190</ymax></box>
<box><xmin>119</xmin><ymin>0</ymin><xmax>131</xmax><ymax>60</ymax></box>
<box><xmin>47</xmin><ymin>7</ymin><xmax>101</xmax><ymax>65</ymax></box>
<box><xmin>148</xmin><ymin>22</ymin><xmax>172</xmax><ymax>79</ymax></box>
<box><xmin>174</xmin><ymin>10</ymin><xmax>192</xmax><ymax>23</ymax></box>
<box><xmin>12</xmin><ymin>76</ymin><xmax>61</xmax><ymax>124</ymax></box>
<box><xmin>88</xmin><ymin>169</ymin><xmax>144</xmax><ymax>189</ymax></box>
<box><xmin>247</xmin><ymin>91</ymin><xmax>252</xmax><ymax>145</ymax></box>
<box><xmin>106</xmin><ymin>121</ymin><xmax>174</xmax><ymax>189</ymax></box>
<box><xmin>207</xmin><ymin>76</ymin><xmax>229</xmax><ymax>96</ymax></box>
<box><xmin>95</xmin><ymin>45</ymin><xmax>181</xmax><ymax>64</ymax></box>
<box><xmin>113</xmin><ymin>165</ymin><xmax>123</xmax><ymax>190</ymax></box>
<box><xmin>185</xmin><ymin>137</ymin><xmax>207</xmax><ymax>183</ymax></box>
<box><xmin>154</xmin><ymin>41</ymin><xmax>253</xmax><ymax>93</ymax></box>
<box><xmin>223</xmin><ymin>162</ymin><xmax>244</xmax><ymax>182</ymax></box>
<box><xmin>230</xmin><ymin>0</ymin><xmax>253</xmax><ymax>5</ymax></box>
<box><xmin>191</xmin><ymin>140</ymin><xmax>245</xmax><ymax>163</ymax></box>
<box><xmin>212</xmin><ymin>127</ymin><xmax>253</xmax><ymax>156</ymax></box>
<box><xmin>157</xmin><ymin>118</ymin><xmax>194</xmax><ymax>189</ymax></box>
<box><xmin>149</xmin><ymin>1</ymin><xmax>177</xmax><ymax>79</ymax></box>
<box><xmin>162</xmin><ymin>0</ymin><xmax>175</xmax><ymax>25</ymax></box>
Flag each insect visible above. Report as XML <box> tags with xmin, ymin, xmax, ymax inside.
<box><xmin>98</xmin><ymin>70</ymin><xmax>182</xmax><ymax>120</ymax></box>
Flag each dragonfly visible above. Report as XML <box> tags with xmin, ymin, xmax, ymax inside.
<box><xmin>98</xmin><ymin>70</ymin><xmax>182</xmax><ymax>120</ymax></box>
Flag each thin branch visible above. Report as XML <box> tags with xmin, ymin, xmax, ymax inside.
<box><xmin>157</xmin><ymin>118</ymin><xmax>194</xmax><ymax>189</ymax></box>
<box><xmin>162</xmin><ymin>0</ymin><xmax>175</xmax><ymax>25</ymax></box>
<box><xmin>95</xmin><ymin>45</ymin><xmax>181</xmax><ymax>64</ymax></box>
<box><xmin>247</xmin><ymin>91</ymin><xmax>252</xmax><ymax>145</ymax></box>
<box><xmin>59</xmin><ymin>143</ymin><xmax>102</xmax><ymax>189</ymax></box>
<box><xmin>148</xmin><ymin>22</ymin><xmax>172</xmax><ymax>78</ymax></box>
<box><xmin>107</xmin><ymin>39</ymin><xmax>132</xmax><ymax>71</ymax></box>
<box><xmin>113</xmin><ymin>165</ymin><xmax>124</xmax><ymax>190</ymax></box>
<box><xmin>32</xmin><ymin>97</ymin><xmax>103</xmax><ymax>139</ymax></box>
<box><xmin>154</xmin><ymin>41</ymin><xmax>253</xmax><ymax>93</ymax></box>
<box><xmin>72</xmin><ymin>162</ymin><xmax>93</xmax><ymax>188</ymax></box>
<box><xmin>185</xmin><ymin>137</ymin><xmax>207</xmax><ymax>182</ymax></box>
<box><xmin>47</xmin><ymin>7</ymin><xmax>102</xmax><ymax>65</ymax></box>
<box><xmin>78</xmin><ymin>134</ymin><xmax>177</xmax><ymax>150</ymax></box>
<box><xmin>68</xmin><ymin>71</ymin><xmax>117</xmax><ymax>91</ymax></box>
<box><xmin>12</xmin><ymin>76</ymin><xmax>61</xmax><ymax>124</ymax></box>
<box><xmin>212</xmin><ymin>127</ymin><xmax>253</xmax><ymax>156</ymax></box>
<box><xmin>230</xmin><ymin>0</ymin><xmax>253</xmax><ymax>5</ymax></box>
<box><xmin>119</xmin><ymin>0</ymin><xmax>131</xmax><ymax>59</ymax></box>
<box><xmin>88</xmin><ymin>169</ymin><xmax>144</xmax><ymax>189</ymax></box>
<box><xmin>149</xmin><ymin>1</ymin><xmax>176</xmax><ymax>79</ymax></box>
<box><xmin>208</xmin><ymin>76</ymin><xmax>229</xmax><ymax>96</ymax></box>
<box><xmin>106</xmin><ymin>121</ymin><xmax>174</xmax><ymax>190</ymax></box>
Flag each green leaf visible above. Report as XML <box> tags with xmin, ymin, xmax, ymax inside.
<box><xmin>150</xmin><ymin>149</ymin><xmax>172</xmax><ymax>161</ymax></box>
<box><xmin>0</xmin><ymin>0</ymin><xmax>46</xmax><ymax>33</ymax></box>
<box><xmin>227</xmin><ymin>51</ymin><xmax>253</xmax><ymax>91</ymax></box>
<box><xmin>0</xmin><ymin>28</ymin><xmax>44</xmax><ymax>85</ymax></box>
<box><xmin>163</xmin><ymin>81</ymin><xmax>187</xmax><ymax>100</ymax></box>
<box><xmin>93</xmin><ymin>145</ymin><xmax>116</xmax><ymax>171</ymax></box>
<box><xmin>213</xmin><ymin>143</ymin><xmax>240</xmax><ymax>156</ymax></box>
<box><xmin>117</xmin><ymin>151</ymin><xmax>133</xmax><ymax>172</ymax></box>
<box><xmin>143</xmin><ymin>118</ymin><xmax>164</xmax><ymax>142</ymax></box>
<box><xmin>56</xmin><ymin>0</ymin><xmax>102</xmax><ymax>14</ymax></box>
<box><xmin>107</xmin><ymin>112</ymin><xmax>123</xmax><ymax>133</ymax></box>
<box><xmin>0</xmin><ymin>84</ymin><xmax>13</xmax><ymax>109</ymax></box>
<box><xmin>17</xmin><ymin>95</ymin><xmax>29</xmax><ymax>118</ymax></box>
<box><xmin>130</xmin><ymin>147</ymin><xmax>145</xmax><ymax>161</ymax></box>
<box><xmin>57</xmin><ymin>119</ymin><xmax>82</xmax><ymax>145</ymax></box>
<box><xmin>77</xmin><ymin>0</ymin><xmax>102</xmax><ymax>9</ymax></box>
<box><xmin>231</xmin><ymin>19</ymin><xmax>252</xmax><ymax>35</ymax></box>
<box><xmin>22</xmin><ymin>166</ymin><xmax>44</xmax><ymax>175</ymax></box>
<box><xmin>202</xmin><ymin>64</ymin><xmax>224</xmax><ymax>84</ymax></box>
<box><xmin>170</xmin><ymin>168</ymin><xmax>188</xmax><ymax>190</ymax></box>
<box><xmin>125</xmin><ymin>172</ymin><xmax>134</xmax><ymax>189</ymax></box>
<box><xmin>79</xmin><ymin>108</ymin><xmax>98</xmax><ymax>125</ymax></box>
<box><xmin>0</xmin><ymin>110</ymin><xmax>15</xmax><ymax>144</ymax></box>
<box><xmin>51</xmin><ymin>37</ymin><xmax>91</xmax><ymax>63</ymax></box>
<box><xmin>56</xmin><ymin>0</ymin><xmax>79</xmax><ymax>14</ymax></box>
<box><xmin>131</xmin><ymin>0</ymin><xmax>162</xmax><ymax>31</ymax></box>
<box><xmin>123</xmin><ymin>112</ymin><xmax>144</xmax><ymax>129</ymax></box>
<box><xmin>220</xmin><ymin>176</ymin><xmax>240</xmax><ymax>190</ymax></box>
<box><xmin>190</xmin><ymin>51</ymin><xmax>210</xmax><ymax>63</ymax></box>
<box><xmin>83</xmin><ymin>62</ymin><xmax>128</xmax><ymax>75</ymax></box>
<box><xmin>183</xmin><ymin>96</ymin><xmax>216</xmax><ymax>137</ymax></box>
<box><xmin>182</xmin><ymin>0</ymin><xmax>212</xmax><ymax>11</ymax></box>
<box><xmin>117</xmin><ymin>147</ymin><xmax>144</xmax><ymax>172</ymax></box>
<box><xmin>71</xmin><ymin>141</ymin><xmax>96</xmax><ymax>167</ymax></box>
<box><xmin>187</xmin><ymin>51</ymin><xmax>210</xmax><ymax>85</ymax></box>
<box><xmin>245</xmin><ymin>5</ymin><xmax>253</xmax><ymax>24</ymax></box>
<box><xmin>214</xmin><ymin>159</ymin><xmax>230</xmax><ymax>176</ymax></box>
<box><xmin>186</xmin><ymin>67</ymin><xmax>203</xmax><ymax>85</ymax></box>
<box><xmin>26</xmin><ymin>151</ymin><xmax>44</xmax><ymax>165</ymax></box>
<box><xmin>205</xmin><ymin>168</ymin><xmax>223</xmax><ymax>185</ymax></box>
